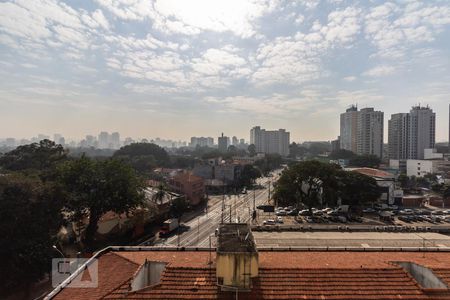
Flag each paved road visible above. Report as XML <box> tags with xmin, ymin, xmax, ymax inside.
<box><xmin>253</xmin><ymin>231</ymin><xmax>450</xmax><ymax>248</ymax></box>
<box><xmin>153</xmin><ymin>173</ymin><xmax>279</xmax><ymax>247</ymax></box>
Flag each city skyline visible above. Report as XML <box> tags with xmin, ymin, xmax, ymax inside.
<box><xmin>1</xmin><ymin>1</ymin><xmax>450</xmax><ymax>141</ymax></box>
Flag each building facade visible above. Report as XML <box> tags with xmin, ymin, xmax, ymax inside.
<box><xmin>356</xmin><ymin>108</ymin><xmax>384</xmax><ymax>158</ymax></box>
<box><xmin>388</xmin><ymin>113</ymin><xmax>409</xmax><ymax>159</ymax></box>
<box><xmin>339</xmin><ymin>105</ymin><xmax>359</xmax><ymax>153</ymax></box>
<box><xmin>250</xmin><ymin>126</ymin><xmax>290</xmax><ymax>156</ymax></box>
<box><xmin>408</xmin><ymin>106</ymin><xmax>435</xmax><ymax>159</ymax></box>
<box><xmin>218</xmin><ymin>133</ymin><xmax>229</xmax><ymax>152</ymax></box>
<box><xmin>168</xmin><ymin>173</ymin><xmax>205</xmax><ymax>206</ymax></box>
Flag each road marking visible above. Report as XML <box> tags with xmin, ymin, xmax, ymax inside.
<box><xmin>361</xmin><ymin>243</ymin><xmax>370</xmax><ymax>248</ymax></box>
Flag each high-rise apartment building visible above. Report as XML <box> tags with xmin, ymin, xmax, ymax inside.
<box><xmin>190</xmin><ymin>137</ymin><xmax>214</xmax><ymax>148</ymax></box>
<box><xmin>250</xmin><ymin>126</ymin><xmax>290</xmax><ymax>156</ymax></box>
<box><xmin>340</xmin><ymin>106</ymin><xmax>384</xmax><ymax>158</ymax></box>
<box><xmin>110</xmin><ymin>132</ymin><xmax>121</xmax><ymax>149</ymax></box>
<box><xmin>357</xmin><ymin>108</ymin><xmax>384</xmax><ymax>158</ymax></box>
<box><xmin>232</xmin><ymin>136</ymin><xmax>238</xmax><ymax>146</ymax></box>
<box><xmin>339</xmin><ymin>105</ymin><xmax>358</xmax><ymax>153</ymax></box>
<box><xmin>408</xmin><ymin>105</ymin><xmax>435</xmax><ymax>159</ymax></box>
<box><xmin>218</xmin><ymin>133</ymin><xmax>229</xmax><ymax>152</ymax></box>
<box><xmin>388</xmin><ymin>113</ymin><xmax>409</xmax><ymax>159</ymax></box>
<box><xmin>388</xmin><ymin>106</ymin><xmax>436</xmax><ymax>160</ymax></box>
<box><xmin>98</xmin><ymin>131</ymin><xmax>110</xmax><ymax>149</ymax></box>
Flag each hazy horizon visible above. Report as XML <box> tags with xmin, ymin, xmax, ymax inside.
<box><xmin>1</xmin><ymin>0</ymin><xmax>450</xmax><ymax>142</ymax></box>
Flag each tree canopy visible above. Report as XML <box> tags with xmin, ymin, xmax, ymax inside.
<box><xmin>113</xmin><ymin>143</ymin><xmax>170</xmax><ymax>174</ymax></box>
<box><xmin>349</xmin><ymin>154</ymin><xmax>381</xmax><ymax>168</ymax></box>
<box><xmin>273</xmin><ymin>161</ymin><xmax>380</xmax><ymax>209</ymax></box>
<box><xmin>57</xmin><ymin>156</ymin><xmax>145</xmax><ymax>248</ymax></box>
<box><xmin>254</xmin><ymin>154</ymin><xmax>283</xmax><ymax>175</ymax></box>
<box><xmin>0</xmin><ymin>174</ymin><xmax>64</xmax><ymax>293</ymax></box>
<box><xmin>238</xmin><ymin>164</ymin><xmax>262</xmax><ymax>188</ymax></box>
<box><xmin>0</xmin><ymin>139</ymin><xmax>66</xmax><ymax>172</ymax></box>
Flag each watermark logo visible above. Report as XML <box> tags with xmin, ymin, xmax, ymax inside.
<box><xmin>52</xmin><ymin>258</ymin><xmax>98</xmax><ymax>288</ymax></box>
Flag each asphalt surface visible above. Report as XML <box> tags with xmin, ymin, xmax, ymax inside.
<box><xmin>152</xmin><ymin>174</ymin><xmax>278</xmax><ymax>247</ymax></box>
<box><xmin>252</xmin><ymin>231</ymin><xmax>450</xmax><ymax>248</ymax></box>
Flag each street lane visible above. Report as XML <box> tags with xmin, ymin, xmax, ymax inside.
<box><xmin>154</xmin><ymin>172</ymin><xmax>279</xmax><ymax>247</ymax></box>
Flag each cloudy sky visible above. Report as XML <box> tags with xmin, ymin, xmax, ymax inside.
<box><xmin>0</xmin><ymin>0</ymin><xmax>450</xmax><ymax>142</ymax></box>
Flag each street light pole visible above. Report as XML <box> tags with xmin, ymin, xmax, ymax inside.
<box><xmin>52</xmin><ymin>245</ymin><xmax>65</xmax><ymax>258</ymax></box>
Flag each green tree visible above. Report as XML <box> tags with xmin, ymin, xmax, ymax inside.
<box><xmin>238</xmin><ymin>164</ymin><xmax>262</xmax><ymax>188</ymax></box>
<box><xmin>170</xmin><ymin>196</ymin><xmax>188</xmax><ymax>219</ymax></box>
<box><xmin>336</xmin><ymin>171</ymin><xmax>381</xmax><ymax>206</ymax></box>
<box><xmin>273</xmin><ymin>161</ymin><xmax>341</xmax><ymax>210</ymax></box>
<box><xmin>57</xmin><ymin>156</ymin><xmax>145</xmax><ymax>249</ymax></box>
<box><xmin>349</xmin><ymin>154</ymin><xmax>381</xmax><ymax>168</ymax></box>
<box><xmin>254</xmin><ymin>154</ymin><xmax>282</xmax><ymax>175</ymax></box>
<box><xmin>0</xmin><ymin>174</ymin><xmax>64</xmax><ymax>295</ymax></box>
<box><xmin>152</xmin><ymin>183</ymin><xmax>169</xmax><ymax>204</ymax></box>
<box><xmin>248</xmin><ymin>144</ymin><xmax>257</xmax><ymax>157</ymax></box>
<box><xmin>288</xmin><ymin>142</ymin><xmax>307</xmax><ymax>158</ymax></box>
<box><xmin>113</xmin><ymin>143</ymin><xmax>170</xmax><ymax>175</ymax></box>
<box><xmin>397</xmin><ymin>174</ymin><xmax>409</xmax><ymax>189</ymax></box>
<box><xmin>328</xmin><ymin>149</ymin><xmax>356</xmax><ymax>160</ymax></box>
<box><xmin>0</xmin><ymin>139</ymin><xmax>66</xmax><ymax>172</ymax></box>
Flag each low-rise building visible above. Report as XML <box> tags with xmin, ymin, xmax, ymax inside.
<box><xmin>49</xmin><ymin>224</ymin><xmax>450</xmax><ymax>300</ymax></box>
<box><xmin>168</xmin><ymin>173</ymin><xmax>205</xmax><ymax>206</ymax></box>
<box><xmin>347</xmin><ymin>167</ymin><xmax>399</xmax><ymax>205</ymax></box>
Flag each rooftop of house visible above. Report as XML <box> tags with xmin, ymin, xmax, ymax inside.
<box><xmin>50</xmin><ymin>248</ymin><xmax>450</xmax><ymax>300</ymax></box>
<box><xmin>171</xmin><ymin>172</ymin><xmax>204</xmax><ymax>183</ymax></box>
<box><xmin>217</xmin><ymin>223</ymin><xmax>257</xmax><ymax>253</ymax></box>
<box><xmin>347</xmin><ymin>167</ymin><xmax>395</xmax><ymax>179</ymax></box>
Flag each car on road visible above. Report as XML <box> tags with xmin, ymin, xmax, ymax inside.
<box><xmin>263</xmin><ymin>219</ymin><xmax>276</xmax><ymax>225</ymax></box>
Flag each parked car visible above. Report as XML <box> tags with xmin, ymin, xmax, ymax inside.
<box><xmin>276</xmin><ymin>210</ymin><xmax>287</xmax><ymax>216</ymax></box>
<box><xmin>263</xmin><ymin>219</ymin><xmax>276</xmax><ymax>225</ymax></box>
<box><xmin>304</xmin><ymin>216</ymin><xmax>314</xmax><ymax>223</ymax></box>
<box><xmin>363</xmin><ymin>208</ymin><xmax>376</xmax><ymax>213</ymax></box>
<box><xmin>276</xmin><ymin>216</ymin><xmax>283</xmax><ymax>223</ymax></box>
<box><xmin>399</xmin><ymin>209</ymin><xmax>414</xmax><ymax>215</ymax></box>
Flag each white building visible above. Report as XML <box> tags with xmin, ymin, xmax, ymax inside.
<box><xmin>218</xmin><ymin>133</ymin><xmax>229</xmax><ymax>152</ymax></box>
<box><xmin>190</xmin><ymin>137</ymin><xmax>214</xmax><ymax>148</ymax></box>
<box><xmin>388</xmin><ymin>113</ymin><xmax>409</xmax><ymax>159</ymax></box>
<box><xmin>408</xmin><ymin>106</ymin><xmax>435</xmax><ymax>159</ymax></box>
<box><xmin>357</xmin><ymin>108</ymin><xmax>384</xmax><ymax>158</ymax></box>
<box><xmin>250</xmin><ymin>126</ymin><xmax>290</xmax><ymax>156</ymax></box>
<box><xmin>340</xmin><ymin>105</ymin><xmax>358</xmax><ymax>153</ymax></box>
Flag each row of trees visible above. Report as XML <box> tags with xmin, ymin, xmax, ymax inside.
<box><xmin>273</xmin><ymin>161</ymin><xmax>380</xmax><ymax>210</ymax></box>
<box><xmin>0</xmin><ymin>140</ymin><xmax>149</xmax><ymax>294</ymax></box>
<box><xmin>328</xmin><ymin>149</ymin><xmax>381</xmax><ymax>168</ymax></box>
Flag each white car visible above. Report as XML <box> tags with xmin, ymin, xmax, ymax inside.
<box><xmin>263</xmin><ymin>219</ymin><xmax>276</xmax><ymax>225</ymax></box>
<box><xmin>276</xmin><ymin>216</ymin><xmax>283</xmax><ymax>223</ymax></box>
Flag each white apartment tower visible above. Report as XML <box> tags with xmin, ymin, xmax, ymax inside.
<box><xmin>339</xmin><ymin>105</ymin><xmax>358</xmax><ymax>153</ymax></box>
<box><xmin>357</xmin><ymin>108</ymin><xmax>384</xmax><ymax>158</ymax></box>
<box><xmin>408</xmin><ymin>105</ymin><xmax>435</xmax><ymax>159</ymax></box>
<box><xmin>388</xmin><ymin>113</ymin><xmax>409</xmax><ymax>160</ymax></box>
<box><xmin>250</xmin><ymin>126</ymin><xmax>290</xmax><ymax>156</ymax></box>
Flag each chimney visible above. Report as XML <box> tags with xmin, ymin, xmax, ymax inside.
<box><xmin>215</xmin><ymin>223</ymin><xmax>258</xmax><ymax>292</ymax></box>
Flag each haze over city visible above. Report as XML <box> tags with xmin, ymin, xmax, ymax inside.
<box><xmin>1</xmin><ymin>0</ymin><xmax>450</xmax><ymax>141</ymax></box>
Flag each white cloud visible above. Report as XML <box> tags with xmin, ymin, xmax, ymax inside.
<box><xmin>96</xmin><ymin>0</ymin><xmax>280</xmax><ymax>38</ymax></box>
<box><xmin>362</xmin><ymin>65</ymin><xmax>396</xmax><ymax>77</ymax></box>
<box><xmin>92</xmin><ymin>9</ymin><xmax>110</xmax><ymax>30</ymax></box>
<box><xmin>343</xmin><ymin>76</ymin><xmax>356</xmax><ymax>82</ymax></box>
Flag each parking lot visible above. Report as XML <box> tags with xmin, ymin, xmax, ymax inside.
<box><xmin>253</xmin><ymin>231</ymin><xmax>450</xmax><ymax>248</ymax></box>
<box><xmin>258</xmin><ymin>206</ymin><xmax>450</xmax><ymax>227</ymax></box>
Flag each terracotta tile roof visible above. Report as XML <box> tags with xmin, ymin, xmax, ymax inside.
<box><xmin>53</xmin><ymin>252</ymin><xmax>138</xmax><ymax>300</ymax></box>
<box><xmin>347</xmin><ymin>167</ymin><xmax>395</xmax><ymax>179</ymax></box>
<box><xmin>172</xmin><ymin>172</ymin><xmax>204</xmax><ymax>183</ymax></box>
<box><xmin>51</xmin><ymin>251</ymin><xmax>450</xmax><ymax>300</ymax></box>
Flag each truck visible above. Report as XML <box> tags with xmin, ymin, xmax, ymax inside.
<box><xmin>159</xmin><ymin>218</ymin><xmax>179</xmax><ymax>237</ymax></box>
